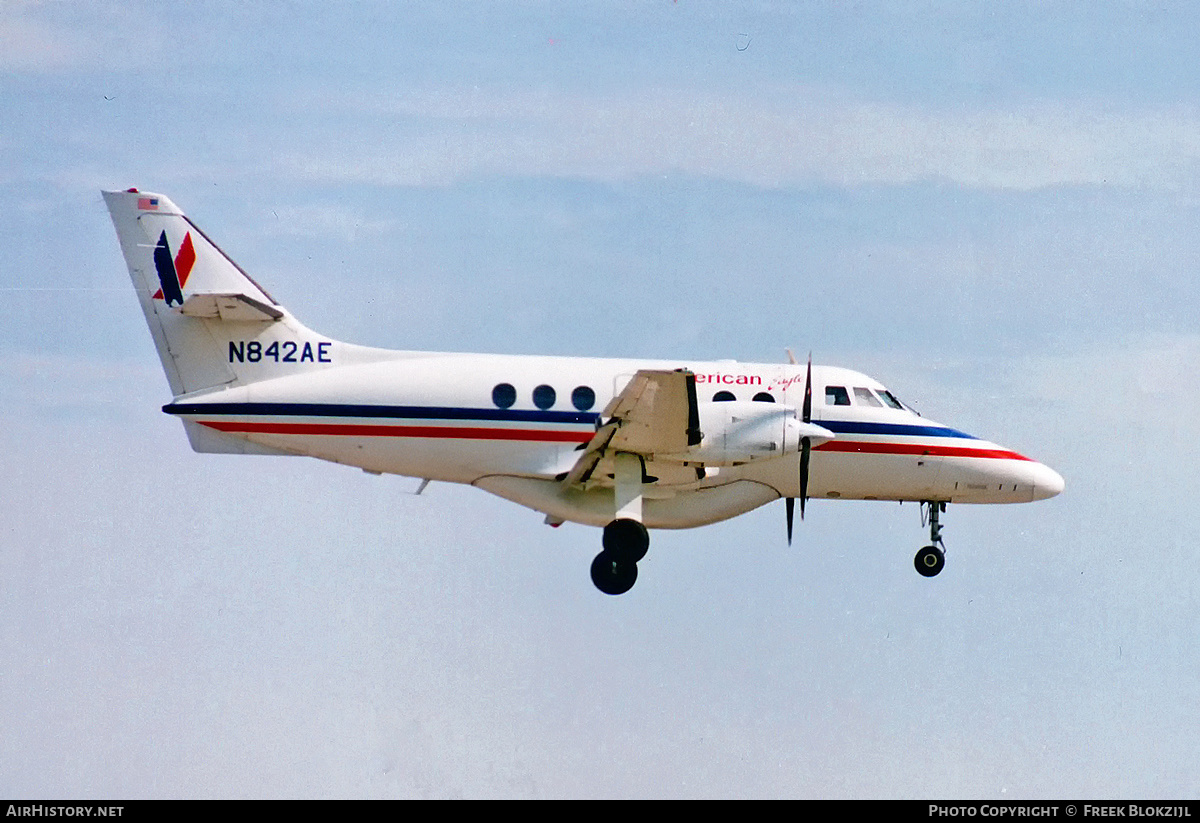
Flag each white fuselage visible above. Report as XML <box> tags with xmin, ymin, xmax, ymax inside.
<box><xmin>165</xmin><ymin>345</ymin><xmax>1064</xmax><ymax>529</ymax></box>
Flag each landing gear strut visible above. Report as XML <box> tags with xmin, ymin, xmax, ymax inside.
<box><xmin>591</xmin><ymin>518</ymin><xmax>649</xmax><ymax>595</ymax></box>
<box><xmin>915</xmin><ymin>501</ymin><xmax>947</xmax><ymax>577</ymax></box>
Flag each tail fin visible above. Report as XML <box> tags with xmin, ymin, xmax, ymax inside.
<box><xmin>104</xmin><ymin>189</ymin><xmax>337</xmax><ymax>396</ymax></box>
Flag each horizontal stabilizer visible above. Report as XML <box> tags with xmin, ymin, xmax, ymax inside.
<box><xmin>177</xmin><ymin>292</ymin><xmax>284</xmax><ymax>322</ymax></box>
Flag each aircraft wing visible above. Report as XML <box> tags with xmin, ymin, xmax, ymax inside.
<box><xmin>560</xmin><ymin>369</ymin><xmax>701</xmax><ymax>489</ymax></box>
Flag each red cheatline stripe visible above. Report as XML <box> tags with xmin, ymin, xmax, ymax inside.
<box><xmin>200</xmin><ymin>420</ymin><xmax>593</xmax><ymax>443</ymax></box>
<box><xmin>815</xmin><ymin>441</ymin><xmax>1033</xmax><ymax>461</ymax></box>
<box><xmin>199</xmin><ymin>421</ymin><xmax>1031</xmax><ymax>459</ymax></box>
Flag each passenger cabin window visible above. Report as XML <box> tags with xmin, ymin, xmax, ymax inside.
<box><xmin>854</xmin><ymin>387</ymin><xmax>883</xmax><ymax>407</ymax></box>
<box><xmin>712</xmin><ymin>390</ymin><xmax>736</xmax><ymax>402</ymax></box>
<box><xmin>752</xmin><ymin>392</ymin><xmax>775</xmax><ymax>403</ymax></box>
<box><xmin>571</xmin><ymin>385</ymin><xmax>596</xmax><ymax>411</ymax></box>
<box><xmin>825</xmin><ymin>386</ymin><xmax>851</xmax><ymax>406</ymax></box>
<box><xmin>492</xmin><ymin>383</ymin><xmax>517</xmax><ymax>409</ymax></box>
<box><xmin>532</xmin><ymin>384</ymin><xmax>556</xmax><ymax>410</ymax></box>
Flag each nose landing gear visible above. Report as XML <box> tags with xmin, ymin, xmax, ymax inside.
<box><xmin>915</xmin><ymin>501</ymin><xmax>947</xmax><ymax>577</ymax></box>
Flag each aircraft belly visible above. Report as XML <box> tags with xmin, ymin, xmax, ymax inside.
<box><xmin>184</xmin><ymin>420</ymin><xmax>297</xmax><ymax>456</ymax></box>
<box><xmin>475</xmin><ymin>475</ymin><xmax>779</xmax><ymax>529</ymax></box>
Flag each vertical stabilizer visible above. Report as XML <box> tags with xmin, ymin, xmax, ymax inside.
<box><xmin>104</xmin><ymin>188</ymin><xmax>341</xmax><ymax>396</ymax></box>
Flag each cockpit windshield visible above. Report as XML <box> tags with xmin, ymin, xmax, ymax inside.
<box><xmin>853</xmin><ymin>387</ymin><xmax>883</xmax><ymax>407</ymax></box>
<box><xmin>878</xmin><ymin>389</ymin><xmax>905</xmax><ymax>410</ymax></box>
<box><xmin>824</xmin><ymin>384</ymin><xmax>909</xmax><ymax>411</ymax></box>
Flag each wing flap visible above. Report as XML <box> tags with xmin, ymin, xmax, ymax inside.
<box><xmin>559</xmin><ymin>421</ymin><xmax>619</xmax><ymax>489</ymax></box>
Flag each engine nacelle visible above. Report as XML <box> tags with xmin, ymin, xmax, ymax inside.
<box><xmin>685</xmin><ymin>401</ymin><xmax>834</xmax><ymax>466</ymax></box>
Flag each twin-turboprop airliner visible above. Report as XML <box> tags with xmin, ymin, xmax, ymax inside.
<box><xmin>104</xmin><ymin>188</ymin><xmax>1064</xmax><ymax>595</ymax></box>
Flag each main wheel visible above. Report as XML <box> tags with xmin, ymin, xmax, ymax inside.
<box><xmin>591</xmin><ymin>550</ymin><xmax>638</xmax><ymax>595</ymax></box>
<box><xmin>602</xmin><ymin>518</ymin><xmax>650</xmax><ymax>563</ymax></box>
<box><xmin>915</xmin><ymin>545</ymin><xmax>945</xmax><ymax>577</ymax></box>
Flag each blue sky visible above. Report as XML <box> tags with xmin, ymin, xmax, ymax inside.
<box><xmin>3</xmin><ymin>0</ymin><xmax>1199</xmax><ymax>798</ymax></box>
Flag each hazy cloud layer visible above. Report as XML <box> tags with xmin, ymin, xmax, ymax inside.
<box><xmin>277</xmin><ymin>86</ymin><xmax>1200</xmax><ymax>190</ymax></box>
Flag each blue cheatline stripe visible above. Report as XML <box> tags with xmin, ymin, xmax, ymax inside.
<box><xmin>818</xmin><ymin>420</ymin><xmax>978</xmax><ymax>440</ymax></box>
<box><xmin>162</xmin><ymin>401</ymin><xmax>601</xmax><ymax>427</ymax></box>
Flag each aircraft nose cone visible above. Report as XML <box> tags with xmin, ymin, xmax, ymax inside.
<box><xmin>1029</xmin><ymin>462</ymin><xmax>1065</xmax><ymax>501</ymax></box>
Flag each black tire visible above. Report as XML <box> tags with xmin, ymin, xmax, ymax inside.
<box><xmin>602</xmin><ymin>518</ymin><xmax>650</xmax><ymax>563</ymax></box>
<box><xmin>591</xmin><ymin>550</ymin><xmax>638</xmax><ymax>595</ymax></box>
<box><xmin>915</xmin><ymin>545</ymin><xmax>945</xmax><ymax>577</ymax></box>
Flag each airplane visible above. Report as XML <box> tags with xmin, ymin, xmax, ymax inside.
<box><xmin>104</xmin><ymin>188</ymin><xmax>1064</xmax><ymax>595</ymax></box>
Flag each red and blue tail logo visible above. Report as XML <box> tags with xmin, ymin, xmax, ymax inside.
<box><xmin>152</xmin><ymin>231</ymin><xmax>196</xmax><ymax>306</ymax></box>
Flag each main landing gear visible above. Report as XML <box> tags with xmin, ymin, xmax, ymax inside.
<box><xmin>915</xmin><ymin>500</ymin><xmax>947</xmax><ymax>577</ymax></box>
<box><xmin>590</xmin><ymin>518</ymin><xmax>649</xmax><ymax>595</ymax></box>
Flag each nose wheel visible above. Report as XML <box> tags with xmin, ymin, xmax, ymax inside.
<box><xmin>915</xmin><ymin>501</ymin><xmax>947</xmax><ymax>577</ymax></box>
<box><xmin>915</xmin><ymin>544</ymin><xmax>945</xmax><ymax>576</ymax></box>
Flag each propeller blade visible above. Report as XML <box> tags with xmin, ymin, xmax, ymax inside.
<box><xmin>802</xmin><ymin>354</ymin><xmax>813</xmax><ymax>424</ymax></box>
<box><xmin>799</xmin><ymin>356</ymin><xmax>813</xmax><ymax>520</ymax></box>
<box><xmin>800</xmin><ymin>436</ymin><xmax>811</xmax><ymax>519</ymax></box>
<box><xmin>788</xmin><ymin>356</ymin><xmax>815</xmax><ymax>542</ymax></box>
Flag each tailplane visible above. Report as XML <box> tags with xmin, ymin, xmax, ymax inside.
<box><xmin>104</xmin><ymin>189</ymin><xmax>339</xmax><ymax>396</ymax></box>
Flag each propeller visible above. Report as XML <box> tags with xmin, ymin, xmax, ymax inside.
<box><xmin>786</xmin><ymin>355</ymin><xmax>813</xmax><ymax>545</ymax></box>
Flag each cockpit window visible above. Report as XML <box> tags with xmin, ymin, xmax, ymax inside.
<box><xmin>878</xmin><ymin>390</ymin><xmax>905</xmax><ymax>410</ymax></box>
<box><xmin>825</xmin><ymin>386</ymin><xmax>851</xmax><ymax>406</ymax></box>
<box><xmin>853</xmin><ymin>387</ymin><xmax>883</xmax><ymax>407</ymax></box>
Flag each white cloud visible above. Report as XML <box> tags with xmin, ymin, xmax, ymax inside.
<box><xmin>257</xmin><ymin>203</ymin><xmax>397</xmax><ymax>242</ymax></box>
<box><xmin>0</xmin><ymin>2</ymin><xmax>162</xmax><ymax>75</ymax></box>
<box><xmin>0</xmin><ymin>15</ymin><xmax>88</xmax><ymax>72</ymax></box>
<box><xmin>276</xmin><ymin>85</ymin><xmax>1200</xmax><ymax>191</ymax></box>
